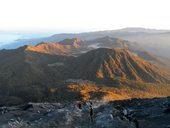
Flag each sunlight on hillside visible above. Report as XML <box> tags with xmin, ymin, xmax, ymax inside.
<box><xmin>67</xmin><ymin>81</ymin><xmax>170</xmax><ymax>101</ymax></box>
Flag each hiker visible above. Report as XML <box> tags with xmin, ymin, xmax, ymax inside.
<box><xmin>78</xmin><ymin>101</ymin><xmax>83</xmax><ymax>109</ymax></box>
<box><xmin>89</xmin><ymin>102</ymin><xmax>94</xmax><ymax>122</ymax></box>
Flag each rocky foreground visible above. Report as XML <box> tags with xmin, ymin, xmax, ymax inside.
<box><xmin>0</xmin><ymin>97</ymin><xmax>170</xmax><ymax>128</ymax></box>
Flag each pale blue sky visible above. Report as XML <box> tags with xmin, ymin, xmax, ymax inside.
<box><xmin>0</xmin><ymin>0</ymin><xmax>170</xmax><ymax>45</ymax></box>
<box><xmin>0</xmin><ymin>32</ymin><xmax>54</xmax><ymax>45</ymax></box>
<box><xmin>0</xmin><ymin>0</ymin><xmax>170</xmax><ymax>33</ymax></box>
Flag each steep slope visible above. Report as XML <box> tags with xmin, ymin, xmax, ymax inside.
<box><xmin>87</xmin><ymin>36</ymin><xmax>166</xmax><ymax>68</ymax></box>
<box><xmin>67</xmin><ymin>48</ymin><xmax>170</xmax><ymax>84</ymax></box>
<box><xmin>0</xmin><ymin>46</ymin><xmax>72</xmax><ymax>88</ymax></box>
<box><xmin>0</xmin><ymin>46</ymin><xmax>74</xmax><ymax>105</ymax></box>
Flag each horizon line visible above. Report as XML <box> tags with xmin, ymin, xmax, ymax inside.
<box><xmin>0</xmin><ymin>27</ymin><xmax>170</xmax><ymax>34</ymax></box>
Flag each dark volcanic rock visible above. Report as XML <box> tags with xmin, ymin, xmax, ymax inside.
<box><xmin>0</xmin><ymin>97</ymin><xmax>170</xmax><ymax>128</ymax></box>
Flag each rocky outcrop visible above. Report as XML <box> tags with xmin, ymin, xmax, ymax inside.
<box><xmin>0</xmin><ymin>97</ymin><xmax>170</xmax><ymax>128</ymax></box>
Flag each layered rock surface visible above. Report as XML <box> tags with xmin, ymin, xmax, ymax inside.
<box><xmin>0</xmin><ymin>97</ymin><xmax>170</xmax><ymax>128</ymax></box>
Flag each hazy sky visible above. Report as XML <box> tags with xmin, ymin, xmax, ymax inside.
<box><xmin>0</xmin><ymin>0</ymin><xmax>170</xmax><ymax>33</ymax></box>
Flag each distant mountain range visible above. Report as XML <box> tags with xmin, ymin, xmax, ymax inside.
<box><xmin>1</xmin><ymin>27</ymin><xmax>170</xmax><ymax>60</ymax></box>
<box><xmin>10</xmin><ymin>36</ymin><xmax>167</xmax><ymax>68</ymax></box>
<box><xmin>0</xmin><ymin>36</ymin><xmax>170</xmax><ymax>105</ymax></box>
